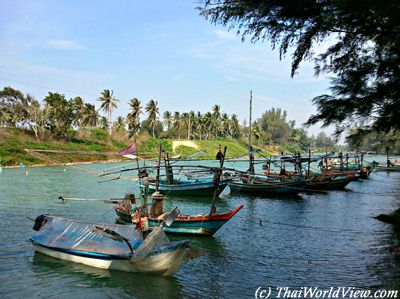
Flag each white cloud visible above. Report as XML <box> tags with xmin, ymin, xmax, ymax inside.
<box><xmin>47</xmin><ymin>39</ymin><xmax>83</xmax><ymax>50</ymax></box>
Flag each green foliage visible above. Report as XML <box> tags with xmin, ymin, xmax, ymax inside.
<box><xmin>347</xmin><ymin>129</ymin><xmax>400</xmax><ymax>154</ymax></box>
<box><xmin>200</xmin><ymin>0</ymin><xmax>400</xmax><ymax>139</ymax></box>
<box><xmin>142</xmin><ymin>138</ymin><xmax>172</xmax><ymax>155</ymax></box>
<box><xmin>43</xmin><ymin>92</ymin><xmax>76</xmax><ymax>139</ymax></box>
<box><xmin>258</xmin><ymin>108</ymin><xmax>292</xmax><ymax>145</ymax></box>
<box><xmin>89</xmin><ymin>128</ymin><xmax>108</xmax><ymax>140</ymax></box>
<box><xmin>313</xmin><ymin>132</ymin><xmax>336</xmax><ymax>149</ymax></box>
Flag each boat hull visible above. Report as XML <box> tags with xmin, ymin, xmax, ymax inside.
<box><xmin>229</xmin><ymin>180</ymin><xmax>307</xmax><ymax>195</ymax></box>
<box><xmin>31</xmin><ymin>240</ymin><xmax>188</xmax><ymax>276</ymax></box>
<box><xmin>140</xmin><ymin>179</ymin><xmax>230</xmax><ymax>196</ymax></box>
<box><xmin>306</xmin><ymin>174</ymin><xmax>358</xmax><ymax>190</ymax></box>
<box><xmin>115</xmin><ymin>205</ymin><xmax>244</xmax><ymax>236</ymax></box>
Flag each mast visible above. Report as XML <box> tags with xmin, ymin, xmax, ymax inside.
<box><xmin>209</xmin><ymin>146</ymin><xmax>227</xmax><ymax>216</ymax></box>
<box><xmin>155</xmin><ymin>144</ymin><xmax>162</xmax><ymax>192</ymax></box>
<box><xmin>249</xmin><ymin>90</ymin><xmax>252</xmax><ymax>148</ymax></box>
<box><xmin>248</xmin><ymin>91</ymin><xmax>254</xmax><ymax>174</ymax></box>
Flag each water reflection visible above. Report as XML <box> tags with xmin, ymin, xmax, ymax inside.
<box><xmin>31</xmin><ymin>252</ymin><xmax>184</xmax><ymax>299</ymax></box>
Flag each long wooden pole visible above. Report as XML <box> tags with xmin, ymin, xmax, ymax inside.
<box><xmin>209</xmin><ymin>146</ymin><xmax>227</xmax><ymax>216</ymax></box>
<box><xmin>155</xmin><ymin>144</ymin><xmax>162</xmax><ymax>192</ymax></box>
<box><xmin>248</xmin><ymin>90</ymin><xmax>252</xmax><ymax>148</ymax></box>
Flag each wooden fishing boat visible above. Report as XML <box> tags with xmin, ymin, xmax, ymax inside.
<box><xmin>29</xmin><ymin>214</ymin><xmax>189</xmax><ymax>276</ymax></box>
<box><xmin>140</xmin><ymin>177</ymin><xmax>231</xmax><ymax>196</ymax></box>
<box><xmin>229</xmin><ymin>175</ymin><xmax>309</xmax><ymax>195</ymax></box>
<box><xmin>115</xmin><ymin>203</ymin><xmax>243</xmax><ymax>236</ymax></box>
<box><xmin>306</xmin><ymin>172</ymin><xmax>360</xmax><ymax>190</ymax></box>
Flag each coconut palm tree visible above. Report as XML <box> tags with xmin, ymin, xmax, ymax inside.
<box><xmin>98</xmin><ymin>116</ymin><xmax>109</xmax><ymax>130</ymax></box>
<box><xmin>230</xmin><ymin>114</ymin><xmax>241</xmax><ymax>139</ymax></box>
<box><xmin>203</xmin><ymin>112</ymin><xmax>212</xmax><ymax>140</ymax></box>
<box><xmin>98</xmin><ymin>89</ymin><xmax>118</xmax><ymax>135</ymax></box>
<box><xmin>127</xmin><ymin>98</ymin><xmax>142</xmax><ymax>138</ymax></box>
<box><xmin>81</xmin><ymin>103</ymin><xmax>99</xmax><ymax>128</ymax></box>
<box><xmin>181</xmin><ymin>112</ymin><xmax>189</xmax><ymax>140</ymax></box>
<box><xmin>113</xmin><ymin>116</ymin><xmax>126</xmax><ymax>133</ymax></box>
<box><xmin>211</xmin><ymin>104</ymin><xmax>221</xmax><ymax>138</ymax></box>
<box><xmin>72</xmin><ymin>96</ymin><xmax>85</xmax><ymax>128</ymax></box>
<box><xmin>163</xmin><ymin>111</ymin><xmax>172</xmax><ymax>133</ymax></box>
<box><xmin>172</xmin><ymin>112</ymin><xmax>181</xmax><ymax>139</ymax></box>
<box><xmin>145</xmin><ymin>99</ymin><xmax>159</xmax><ymax>138</ymax></box>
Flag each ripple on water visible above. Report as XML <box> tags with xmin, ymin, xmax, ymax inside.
<box><xmin>0</xmin><ymin>166</ymin><xmax>400</xmax><ymax>298</ymax></box>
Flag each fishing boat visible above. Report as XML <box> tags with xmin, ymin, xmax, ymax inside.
<box><xmin>115</xmin><ymin>199</ymin><xmax>244</xmax><ymax>236</ymax></box>
<box><xmin>140</xmin><ymin>177</ymin><xmax>231</xmax><ymax>196</ymax></box>
<box><xmin>305</xmin><ymin>172</ymin><xmax>360</xmax><ymax>190</ymax></box>
<box><xmin>111</xmin><ymin>145</ymin><xmax>243</xmax><ymax>236</ymax></box>
<box><xmin>29</xmin><ymin>213</ymin><xmax>189</xmax><ymax>276</ymax></box>
<box><xmin>229</xmin><ymin>174</ymin><xmax>309</xmax><ymax>195</ymax></box>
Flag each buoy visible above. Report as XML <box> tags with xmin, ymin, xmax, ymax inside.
<box><xmin>25</xmin><ymin>171</ymin><xmax>29</xmax><ymax>176</ymax></box>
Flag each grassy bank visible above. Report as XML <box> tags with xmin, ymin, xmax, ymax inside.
<box><xmin>0</xmin><ymin>128</ymin><xmax>255</xmax><ymax>167</ymax></box>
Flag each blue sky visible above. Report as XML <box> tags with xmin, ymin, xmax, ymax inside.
<box><xmin>0</xmin><ymin>0</ymin><xmax>332</xmax><ymax>136</ymax></box>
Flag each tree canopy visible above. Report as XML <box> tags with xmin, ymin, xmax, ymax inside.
<box><xmin>199</xmin><ymin>0</ymin><xmax>400</xmax><ymax>139</ymax></box>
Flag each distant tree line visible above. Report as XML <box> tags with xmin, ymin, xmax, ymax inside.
<box><xmin>0</xmin><ymin>86</ymin><xmax>339</xmax><ymax>151</ymax></box>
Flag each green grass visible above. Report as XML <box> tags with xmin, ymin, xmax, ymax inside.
<box><xmin>0</xmin><ymin>128</ymin><xmax>303</xmax><ymax>167</ymax></box>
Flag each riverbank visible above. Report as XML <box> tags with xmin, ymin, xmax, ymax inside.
<box><xmin>0</xmin><ymin>128</ymin><xmax>253</xmax><ymax>167</ymax></box>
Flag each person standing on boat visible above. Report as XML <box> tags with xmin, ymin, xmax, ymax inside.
<box><xmin>124</xmin><ymin>194</ymin><xmax>136</xmax><ymax>212</ymax></box>
<box><xmin>216</xmin><ymin>145</ymin><xmax>224</xmax><ymax>161</ymax></box>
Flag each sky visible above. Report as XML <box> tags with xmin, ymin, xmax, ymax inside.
<box><xmin>0</xmin><ymin>0</ymin><xmax>333</xmax><ymax>137</ymax></box>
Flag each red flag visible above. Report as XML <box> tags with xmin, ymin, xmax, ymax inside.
<box><xmin>118</xmin><ymin>142</ymin><xmax>136</xmax><ymax>156</ymax></box>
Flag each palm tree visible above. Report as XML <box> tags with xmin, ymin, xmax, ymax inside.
<box><xmin>172</xmin><ymin>112</ymin><xmax>181</xmax><ymax>139</ymax></box>
<box><xmin>98</xmin><ymin>116</ymin><xmax>109</xmax><ymax>130</ymax></box>
<box><xmin>230</xmin><ymin>114</ymin><xmax>241</xmax><ymax>139</ymax></box>
<box><xmin>203</xmin><ymin>112</ymin><xmax>212</xmax><ymax>140</ymax></box>
<box><xmin>194</xmin><ymin>111</ymin><xmax>203</xmax><ymax>140</ymax></box>
<box><xmin>113</xmin><ymin>116</ymin><xmax>126</xmax><ymax>133</ymax></box>
<box><xmin>81</xmin><ymin>103</ymin><xmax>99</xmax><ymax>127</ymax></box>
<box><xmin>252</xmin><ymin>121</ymin><xmax>262</xmax><ymax>144</ymax></box>
<box><xmin>211</xmin><ymin>104</ymin><xmax>221</xmax><ymax>138</ymax></box>
<box><xmin>127</xmin><ymin>98</ymin><xmax>142</xmax><ymax>138</ymax></box>
<box><xmin>181</xmin><ymin>112</ymin><xmax>189</xmax><ymax>140</ymax></box>
<box><xmin>72</xmin><ymin>96</ymin><xmax>85</xmax><ymax>128</ymax></box>
<box><xmin>163</xmin><ymin>111</ymin><xmax>172</xmax><ymax>133</ymax></box>
<box><xmin>98</xmin><ymin>89</ymin><xmax>118</xmax><ymax>135</ymax></box>
<box><xmin>145</xmin><ymin>99</ymin><xmax>159</xmax><ymax>138</ymax></box>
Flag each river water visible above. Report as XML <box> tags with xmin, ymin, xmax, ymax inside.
<box><xmin>0</xmin><ymin>160</ymin><xmax>400</xmax><ymax>298</ymax></box>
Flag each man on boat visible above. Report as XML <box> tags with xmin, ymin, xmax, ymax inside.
<box><xmin>216</xmin><ymin>145</ymin><xmax>224</xmax><ymax>161</ymax></box>
<box><xmin>124</xmin><ymin>194</ymin><xmax>136</xmax><ymax>212</ymax></box>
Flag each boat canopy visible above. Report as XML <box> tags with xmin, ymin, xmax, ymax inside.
<box><xmin>31</xmin><ymin>215</ymin><xmax>143</xmax><ymax>256</ymax></box>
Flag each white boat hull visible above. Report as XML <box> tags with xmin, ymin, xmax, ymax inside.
<box><xmin>32</xmin><ymin>242</ymin><xmax>187</xmax><ymax>276</ymax></box>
